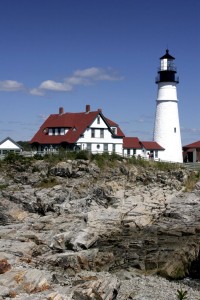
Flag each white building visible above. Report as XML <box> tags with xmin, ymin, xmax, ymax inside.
<box><xmin>153</xmin><ymin>50</ymin><xmax>183</xmax><ymax>162</ymax></box>
<box><xmin>123</xmin><ymin>137</ymin><xmax>164</xmax><ymax>160</ymax></box>
<box><xmin>0</xmin><ymin>137</ymin><xmax>22</xmax><ymax>156</ymax></box>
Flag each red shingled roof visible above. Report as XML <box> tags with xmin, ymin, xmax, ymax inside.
<box><xmin>141</xmin><ymin>141</ymin><xmax>164</xmax><ymax>150</ymax></box>
<box><xmin>183</xmin><ymin>141</ymin><xmax>200</xmax><ymax>149</ymax></box>
<box><xmin>30</xmin><ymin>109</ymin><xmax>124</xmax><ymax>145</ymax></box>
<box><xmin>123</xmin><ymin>137</ymin><xmax>142</xmax><ymax>149</ymax></box>
<box><xmin>105</xmin><ymin>117</ymin><xmax>125</xmax><ymax>137</ymax></box>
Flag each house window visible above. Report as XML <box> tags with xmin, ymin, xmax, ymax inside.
<box><xmin>58</xmin><ymin>128</ymin><xmax>61</xmax><ymax>135</ymax></box>
<box><xmin>127</xmin><ymin>149</ymin><xmax>130</xmax><ymax>157</ymax></box>
<box><xmin>133</xmin><ymin>149</ymin><xmax>136</xmax><ymax>155</ymax></box>
<box><xmin>43</xmin><ymin>128</ymin><xmax>48</xmax><ymax>134</ymax></box>
<box><xmin>174</xmin><ymin>127</ymin><xmax>176</xmax><ymax>133</ymax></box>
<box><xmin>100</xmin><ymin>129</ymin><xmax>104</xmax><ymax>138</ymax></box>
<box><xmin>155</xmin><ymin>150</ymin><xmax>158</xmax><ymax>158</ymax></box>
<box><xmin>91</xmin><ymin>129</ymin><xmax>95</xmax><ymax>138</ymax></box>
<box><xmin>52</xmin><ymin>128</ymin><xmax>55</xmax><ymax>135</ymax></box>
<box><xmin>112</xmin><ymin>144</ymin><xmax>116</xmax><ymax>153</ymax></box>
<box><xmin>97</xmin><ymin>144</ymin><xmax>100</xmax><ymax>149</ymax></box>
<box><xmin>87</xmin><ymin>143</ymin><xmax>91</xmax><ymax>151</ymax></box>
<box><xmin>97</xmin><ymin>116</ymin><xmax>100</xmax><ymax>124</ymax></box>
<box><xmin>112</xmin><ymin>128</ymin><xmax>116</xmax><ymax>134</ymax></box>
<box><xmin>104</xmin><ymin>144</ymin><xmax>108</xmax><ymax>152</ymax></box>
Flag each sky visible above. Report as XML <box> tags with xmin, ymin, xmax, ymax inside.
<box><xmin>0</xmin><ymin>0</ymin><xmax>200</xmax><ymax>146</ymax></box>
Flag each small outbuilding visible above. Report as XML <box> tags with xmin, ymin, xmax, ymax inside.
<box><xmin>123</xmin><ymin>137</ymin><xmax>142</xmax><ymax>157</ymax></box>
<box><xmin>0</xmin><ymin>137</ymin><xmax>23</xmax><ymax>156</ymax></box>
<box><xmin>140</xmin><ymin>141</ymin><xmax>165</xmax><ymax>161</ymax></box>
<box><xmin>183</xmin><ymin>141</ymin><xmax>200</xmax><ymax>163</ymax></box>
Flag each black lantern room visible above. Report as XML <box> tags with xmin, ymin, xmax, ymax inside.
<box><xmin>156</xmin><ymin>49</ymin><xmax>179</xmax><ymax>84</ymax></box>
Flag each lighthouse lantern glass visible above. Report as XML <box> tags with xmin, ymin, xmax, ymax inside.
<box><xmin>161</xmin><ymin>58</ymin><xmax>174</xmax><ymax>71</ymax></box>
<box><xmin>161</xmin><ymin>58</ymin><xmax>167</xmax><ymax>70</ymax></box>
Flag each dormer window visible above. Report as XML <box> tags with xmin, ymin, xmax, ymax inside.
<box><xmin>97</xmin><ymin>116</ymin><xmax>100</xmax><ymax>124</ymax></box>
<box><xmin>43</xmin><ymin>128</ymin><xmax>48</xmax><ymax>134</ymax></box>
<box><xmin>112</xmin><ymin>127</ymin><xmax>116</xmax><ymax>134</ymax></box>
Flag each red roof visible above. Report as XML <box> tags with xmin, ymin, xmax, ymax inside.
<box><xmin>30</xmin><ymin>108</ymin><xmax>124</xmax><ymax>145</ymax></box>
<box><xmin>183</xmin><ymin>141</ymin><xmax>200</xmax><ymax>149</ymax></box>
<box><xmin>105</xmin><ymin>117</ymin><xmax>125</xmax><ymax>137</ymax></box>
<box><xmin>123</xmin><ymin>137</ymin><xmax>142</xmax><ymax>149</ymax></box>
<box><xmin>141</xmin><ymin>141</ymin><xmax>164</xmax><ymax>150</ymax></box>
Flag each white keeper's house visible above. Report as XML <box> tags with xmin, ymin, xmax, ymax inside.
<box><xmin>30</xmin><ymin>104</ymin><xmax>164</xmax><ymax>159</ymax></box>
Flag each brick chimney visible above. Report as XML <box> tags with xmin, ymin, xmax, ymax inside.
<box><xmin>86</xmin><ymin>104</ymin><xmax>90</xmax><ymax>113</ymax></box>
<box><xmin>59</xmin><ymin>107</ymin><xmax>64</xmax><ymax>114</ymax></box>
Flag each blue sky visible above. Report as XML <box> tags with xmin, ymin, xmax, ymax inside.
<box><xmin>0</xmin><ymin>0</ymin><xmax>200</xmax><ymax>145</ymax></box>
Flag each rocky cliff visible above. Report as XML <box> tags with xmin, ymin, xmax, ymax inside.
<box><xmin>1</xmin><ymin>157</ymin><xmax>200</xmax><ymax>299</ymax></box>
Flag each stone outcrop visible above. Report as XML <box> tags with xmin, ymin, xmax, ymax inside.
<box><xmin>0</xmin><ymin>158</ymin><xmax>200</xmax><ymax>299</ymax></box>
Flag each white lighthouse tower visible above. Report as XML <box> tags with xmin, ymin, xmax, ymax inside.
<box><xmin>153</xmin><ymin>49</ymin><xmax>182</xmax><ymax>163</ymax></box>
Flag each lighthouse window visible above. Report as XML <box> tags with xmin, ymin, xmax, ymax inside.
<box><xmin>174</xmin><ymin>127</ymin><xmax>176</xmax><ymax>133</ymax></box>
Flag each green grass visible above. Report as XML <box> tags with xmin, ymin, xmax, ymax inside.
<box><xmin>154</xmin><ymin>161</ymin><xmax>182</xmax><ymax>171</ymax></box>
<box><xmin>126</xmin><ymin>156</ymin><xmax>183</xmax><ymax>171</ymax></box>
<box><xmin>40</xmin><ymin>150</ymin><xmax>90</xmax><ymax>164</ymax></box>
<box><xmin>91</xmin><ymin>152</ymin><xmax>122</xmax><ymax>168</ymax></box>
<box><xmin>184</xmin><ymin>171</ymin><xmax>200</xmax><ymax>192</ymax></box>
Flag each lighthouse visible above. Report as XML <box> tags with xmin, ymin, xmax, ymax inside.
<box><xmin>153</xmin><ymin>49</ymin><xmax>183</xmax><ymax>163</ymax></box>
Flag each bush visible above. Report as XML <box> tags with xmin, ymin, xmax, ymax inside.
<box><xmin>34</xmin><ymin>153</ymin><xmax>44</xmax><ymax>160</ymax></box>
<box><xmin>4</xmin><ymin>152</ymin><xmax>21</xmax><ymax>163</ymax></box>
<box><xmin>74</xmin><ymin>150</ymin><xmax>90</xmax><ymax>160</ymax></box>
<box><xmin>91</xmin><ymin>153</ymin><xmax>107</xmax><ymax>168</ymax></box>
<box><xmin>4</xmin><ymin>152</ymin><xmax>32</xmax><ymax>164</ymax></box>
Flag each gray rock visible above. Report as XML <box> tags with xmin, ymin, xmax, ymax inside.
<box><xmin>0</xmin><ymin>159</ymin><xmax>200</xmax><ymax>299</ymax></box>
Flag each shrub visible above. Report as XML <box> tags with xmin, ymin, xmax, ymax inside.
<box><xmin>4</xmin><ymin>152</ymin><xmax>33</xmax><ymax>166</ymax></box>
<box><xmin>74</xmin><ymin>150</ymin><xmax>90</xmax><ymax>160</ymax></box>
<box><xmin>91</xmin><ymin>153</ymin><xmax>108</xmax><ymax>168</ymax></box>
<box><xmin>4</xmin><ymin>152</ymin><xmax>21</xmax><ymax>163</ymax></box>
<box><xmin>109</xmin><ymin>152</ymin><xmax>123</xmax><ymax>162</ymax></box>
<box><xmin>33</xmin><ymin>153</ymin><xmax>44</xmax><ymax>160</ymax></box>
